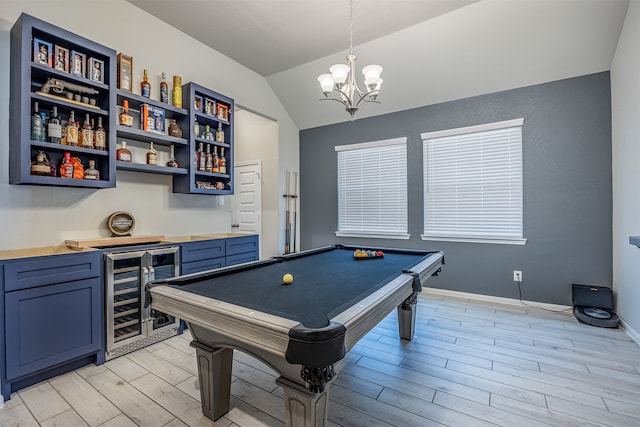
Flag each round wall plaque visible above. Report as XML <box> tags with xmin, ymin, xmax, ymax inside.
<box><xmin>107</xmin><ymin>211</ymin><xmax>135</xmax><ymax>236</ymax></box>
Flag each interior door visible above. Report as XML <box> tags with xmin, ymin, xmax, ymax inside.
<box><xmin>231</xmin><ymin>161</ymin><xmax>262</xmax><ymax>257</ymax></box>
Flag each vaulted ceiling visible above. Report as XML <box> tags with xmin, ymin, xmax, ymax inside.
<box><xmin>127</xmin><ymin>0</ymin><xmax>629</xmax><ymax>130</ymax></box>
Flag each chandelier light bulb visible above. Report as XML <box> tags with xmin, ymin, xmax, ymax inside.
<box><xmin>362</xmin><ymin>64</ymin><xmax>383</xmax><ymax>82</ymax></box>
<box><xmin>317</xmin><ymin>74</ymin><xmax>335</xmax><ymax>96</ymax></box>
<box><xmin>329</xmin><ymin>64</ymin><xmax>350</xmax><ymax>88</ymax></box>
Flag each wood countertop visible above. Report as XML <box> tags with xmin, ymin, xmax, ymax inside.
<box><xmin>0</xmin><ymin>245</ymin><xmax>97</xmax><ymax>261</ymax></box>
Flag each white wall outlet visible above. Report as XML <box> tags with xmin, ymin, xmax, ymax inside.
<box><xmin>513</xmin><ymin>270</ymin><xmax>523</xmax><ymax>282</ymax></box>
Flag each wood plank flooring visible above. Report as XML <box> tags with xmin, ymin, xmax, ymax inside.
<box><xmin>1</xmin><ymin>294</ymin><xmax>639</xmax><ymax>426</ymax></box>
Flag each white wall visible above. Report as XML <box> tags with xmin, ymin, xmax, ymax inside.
<box><xmin>611</xmin><ymin>0</ymin><xmax>640</xmax><ymax>340</ymax></box>
<box><xmin>0</xmin><ymin>0</ymin><xmax>299</xmax><ymax>251</ymax></box>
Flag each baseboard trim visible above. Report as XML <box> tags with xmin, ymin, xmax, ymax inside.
<box><xmin>422</xmin><ymin>287</ymin><xmax>572</xmax><ymax>311</ymax></box>
<box><xmin>423</xmin><ymin>288</ymin><xmax>640</xmax><ymax>344</ymax></box>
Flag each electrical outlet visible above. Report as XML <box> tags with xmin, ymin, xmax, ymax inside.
<box><xmin>513</xmin><ymin>270</ymin><xmax>522</xmax><ymax>282</ymax></box>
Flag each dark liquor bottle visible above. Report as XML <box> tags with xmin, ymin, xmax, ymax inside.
<box><xmin>30</xmin><ymin>151</ymin><xmax>51</xmax><ymax>176</ymax></box>
<box><xmin>196</xmin><ymin>142</ymin><xmax>206</xmax><ymax>171</ymax></box>
<box><xmin>65</xmin><ymin>111</ymin><xmax>79</xmax><ymax>146</ymax></box>
<box><xmin>141</xmin><ymin>69</ymin><xmax>151</xmax><ymax>98</ymax></box>
<box><xmin>81</xmin><ymin>113</ymin><xmax>94</xmax><ymax>149</ymax></box>
<box><xmin>59</xmin><ymin>152</ymin><xmax>74</xmax><ymax>178</ymax></box>
<box><xmin>160</xmin><ymin>72</ymin><xmax>169</xmax><ymax>103</ymax></box>
<box><xmin>47</xmin><ymin>106</ymin><xmax>62</xmax><ymax>144</ymax></box>
<box><xmin>166</xmin><ymin>144</ymin><xmax>179</xmax><ymax>168</ymax></box>
<box><xmin>94</xmin><ymin>116</ymin><xmax>106</xmax><ymax>150</ymax></box>
<box><xmin>212</xmin><ymin>145</ymin><xmax>219</xmax><ymax>173</ymax></box>
<box><xmin>168</xmin><ymin>119</ymin><xmax>182</xmax><ymax>137</ymax></box>
<box><xmin>119</xmin><ymin>100</ymin><xmax>134</xmax><ymax>127</ymax></box>
<box><xmin>83</xmin><ymin>160</ymin><xmax>100</xmax><ymax>180</ymax></box>
<box><xmin>116</xmin><ymin>141</ymin><xmax>132</xmax><ymax>162</ymax></box>
<box><xmin>205</xmin><ymin>144</ymin><xmax>213</xmax><ymax>172</ymax></box>
<box><xmin>146</xmin><ymin>142</ymin><xmax>157</xmax><ymax>165</ymax></box>
<box><xmin>219</xmin><ymin>147</ymin><xmax>227</xmax><ymax>174</ymax></box>
<box><xmin>216</xmin><ymin>123</ymin><xmax>224</xmax><ymax>143</ymax></box>
<box><xmin>31</xmin><ymin>101</ymin><xmax>45</xmax><ymax>141</ymax></box>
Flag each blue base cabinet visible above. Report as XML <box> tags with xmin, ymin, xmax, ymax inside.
<box><xmin>1</xmin><ymin>252</ymin><xmax>103</xmax><ymax>400</ymax></box>
<box><xmin>180</xmin><ymin>235</ymin><xmax>258</xmax><ymax>275</ymax></box>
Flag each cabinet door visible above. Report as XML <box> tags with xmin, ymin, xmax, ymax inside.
<box><xmin>225</xmin><ymin>235</ymin><xmax>258</xmax><ymax>256</ymax></box>
<box><xmin>181</xmin><ymin>257</ymin><xmax>225</xmax><ymax>275</ymax></box>
<box><xmin>5</xmin><ymin>278</ymin><xmax>102</xmax><ymax>380</ymax></box>
<box><xmin>181</xmin><ymin>239</ymin><xmax>225</xmax><ymax>263</ymax></box>
<box><xmin>226</xmin><ymin>252</ymin><xmax>259</xmax><ymax>266</ymax></box>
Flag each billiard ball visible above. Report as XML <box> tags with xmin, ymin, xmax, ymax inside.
<box><xmin>282</xmin><ymin>273</ymin><xmax>294</xmax><ymax>284</ymax></box>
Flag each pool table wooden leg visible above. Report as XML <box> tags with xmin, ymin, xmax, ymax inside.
<box><xmin>397</xmin><ymin>298</ymin><xmax>417</xmax><ymax>340</ymax></box>
<box><xmin>277</xmin><ymin>376</ymin><xmax>332</xmax><ymax>427</ymax></box>
<box><xmin>191</xmin><ymin>341</ymin><xmax>233</xmax><ymax>421</ymax></box>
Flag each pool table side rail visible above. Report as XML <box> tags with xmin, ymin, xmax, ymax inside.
<box><xmin>332</xmin><ymin>251</ymin><xmax>444</xmax><ymax>351</ymax></box>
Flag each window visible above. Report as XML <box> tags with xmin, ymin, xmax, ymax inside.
<box><xmin>335</xmin><ymin>137</ymin><xmax>409</xmax><ymax>239</ymax></box>
<box><xmin>422</xmin><ymin>119</ymin><xmax>525</xmax><ymax>244</ymax></box>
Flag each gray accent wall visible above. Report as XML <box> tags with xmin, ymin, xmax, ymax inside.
<box><xmin>299</xmin><ymin>72</ymin><xmax>612</xmax><ymax>305</ymax></box>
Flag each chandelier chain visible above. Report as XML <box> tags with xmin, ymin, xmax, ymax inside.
<box><xmin>349</xmin><ymin>0</ymin><xmax>354</xmax><ymax>55</ymax></box>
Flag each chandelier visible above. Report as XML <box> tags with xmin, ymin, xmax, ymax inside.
<box><xmin>317</xmin><ymin>0</ymin><xmax>383</xmax><ymax>118</ymax></box>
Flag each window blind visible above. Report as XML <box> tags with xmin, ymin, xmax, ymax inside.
<box><xmin>422</xmin><ymin>119</ymin><xmax>524</xmax><ymax>242</ymax></box>
<box><xmin>336</xmin><ymin>138</ymin><xmax>408</xmax><ymax>238</ymax></box>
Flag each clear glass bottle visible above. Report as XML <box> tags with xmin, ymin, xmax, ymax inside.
<box><xmin>219</xmin><ymin>147</ymin><xmax>227</xmax><ymax>174</ymax></box>
<box><xmin>212</xmin><ymin>145</ymin><xmax>219</xmax><ymax>173</ymax></box>
<box><xmin>119</xmin><ymin>100</ymin><xmax>134</xmax><ymax>127</ymax></box>
<box><xmin>160</xmin><ymin>72</ymin><xmax>169</xmax><ymax>103</ymax></box>
<box><xmin>204</xmin><ymin>124</ymin><xmax>214</xmax><ymax>141</ymax></box>
<box><xmin>47</xmin><ymin>106</ymin><xmax>62</xmax><ymax>144</ymax></box>
<box><xmin>59</xmin><ymin>152</ymin><xmax>74</xmax><ymax>178</ymax></box>
<box><xmin>194</xmin><ymin>119</ymin><xmax>200</xmax><ymax>138</ymax></box>
<box><xmin>196</xmin><ymin>142</ymin><xmax>206</xmax><ymax>171</ymax></box>
<box><xmin>94</xmin><ymin>116</ymin><xmax>106</xmax><ymax>150</ymax></box>
<box><xmin>116</xmin><ymin>141</ymin><xmax>132</xmax><ymax>162</ymax></box>
<box><xmin>205</xmin><ymin>144</ymin><xmax>213</xmax><ymax>172</ymax></box>
<box><xmin>83</xmin><ymin>159</ymin><xmax>100</xmax><ymax>180</ymax></box>
<box><xmin>166</xmin><ymin>144</ymin><xmax>179</xmax><ymax>168</ymax></box>
<box><xmin>65</xmin><ymin>110</ymin><xmax>78</xmax><ymax>146</ymax></box>
<box><xmin>31</xmin><ymin>101</ymin><xmax>45</xmax><ymax>141</ymax></box>
<box><xmin>81</xmin><ymin>113</ymin><xmax>94</xmax><ymax>149</ymax></box>
<box><xmin>216</xmin><ymin>123</ymin><xmax>224</xmax><ymax>143</ymax></box>
<box><xmin>146</xmin><ymin>142</ymin><xmax>157</xmax><ymax>165</ymax></box>
<box><xmin>141</xmin><ymin>69</ymin><xmax>151</xmax><ymax>98</ymax></box>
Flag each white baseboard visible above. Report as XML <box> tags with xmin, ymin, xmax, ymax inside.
<box><xmin>422</xmin><ymin>288</ymin><xmax>640</xmax><ymax>345</ymax></box>
<box><xmin>620</xmin><ymin>318</ymin><xmax>640</xmax><ymax>346</ymax></box>
<box><xmin>422</xmin><ymin>287</ymin><xmax>572</xmax><ymax>311</ymax></box>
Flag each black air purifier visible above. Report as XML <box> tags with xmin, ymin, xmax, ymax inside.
<box><xmin>572</xmin><ymin>284</ymin><xmax>619</xmax><ymax>328</ymax></box>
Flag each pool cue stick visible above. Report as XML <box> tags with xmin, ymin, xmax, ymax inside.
<box><xmin>284</xmin><ymin>170</ymin><xmax>291</xmax><ymax>254</ymax></box>
<box><xmin>292</xmin><ymin>171</ymin><xmax>298</xmax><ymax>253</ymax></box>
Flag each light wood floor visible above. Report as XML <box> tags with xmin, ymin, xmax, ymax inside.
<box><xmin>1</xmin><ymin>294</ymin><xmax>639</xmax><ymax>427</ymax></box>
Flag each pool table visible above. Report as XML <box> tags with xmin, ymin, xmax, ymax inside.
<box><xmin>147</xmin><ymin>244</ymin><xmax>444</xmax><ymax>426</ymax></box>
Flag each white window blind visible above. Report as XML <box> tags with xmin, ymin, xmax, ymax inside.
<box><xmin>422</xmin><ymin>119</ymin><xmax>524</xmax><ymax>243</ymax></box>
<box><xmin>335</xmin><ymin>137</ymin><xmax>408</xmax><ymax>238</ymax></box>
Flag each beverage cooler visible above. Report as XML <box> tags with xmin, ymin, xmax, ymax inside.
<box><xmin>105</xmin><ymin>246</ymin><xmax>180</xmax><ymax>360</ymax></box>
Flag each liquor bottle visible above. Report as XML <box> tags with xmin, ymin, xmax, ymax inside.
<box><xmin>116</xmin><ymin>141</ymin><xmax>132</xmax><ymax>162</ymax></box>
<box><xmin>146</xmin><ymin>142</ymin><xmax>157</xmax><ymax>165</ymax></box>
<box><xmin>119</xmin><ymin>100</ymin><xmax>134</xmax><ymax>127</ymax></box>
<box><xmin>94</xmin><ymin>116</ymin><xmax>106</xmax><ymax>150</ymax></box>
<box><xmin>204</xmin><ymin>125</ymin><xmax>214</xmax><ymax>141</ymax></box>
<box><xmin>81</xmin><ymin>113</ymin><xmax>94</xmax><ymax>149</ymax></box>
<box><xmin>31</xmin><ymin>101</ymin><xmax>45</xmax><ymax>141</ymax></box>
<box><xmin>168</xmin><ymin>119</ymin><xmax>182</xmax><ymax>137</ymax></box>
<box><xmin>166</xmin><ymin>144</ymin><xmax>179</xmax><ymax>168</ymax></box>
<box><xmin>59</xmin><ymin>152</ymin><xmax>74</xmax><ymax>178</ymax></box>
<box><xmin>172</xmin><ymin>75</ymin><xmax>182</xmax><ymax>108</ymax></box>
<box><xmin>194</xmin><ymin>119</ymin><xmax>200</xmax><ymax>138</ymax></box>
<box><xmin>160</xmin><ymin>72</ymin><xmax>169</xmax><ymax>103</ymax></box>
<box><xmin>196</xmin><ymin>142</ymin><xmax>206</xmax><ymax>171</ymax></box>
<box><xmin>205</xmin><ymin>144</ymin><xmax>212</xmax><ymax>172</ymax></box>
<box><xmin>141</xmin><ymin>69</ymin><xmax>151</xmax><ymax>98</ymax></box>
<box><xmin>83</xmin><ymin>160</ymin><xmax>100</xmax><ymax>180</ymax></box>
<box><xmin>219</xmin><ymin>147</ymin><xmax>227</xmax><ymax>174</ymax></box>
<box><xmin>30</xmin><ymin>151</ymin><xmax>51</xmax><ymax>176</ymax></box>
<box><xmin>216</xmin><ymin>123</ymin><xmax>224</xmax><ymax>143</ymax></box>
<box><xmin>211</xmin><ymin>146</ymin><xmax>219</xmax><ymax>173</ymax></box>
<box><xmin>65</xmin><ymin>111</ymin><xmax>79</xmax><ymax>146</ymax></box>
<box><xmin>47</xmin><ymin>106</ymin><xmax>62</xmax><ymax>144</ymax></box>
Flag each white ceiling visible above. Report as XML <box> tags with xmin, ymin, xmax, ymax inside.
<box><xmin>127</xmin><ymin>0</ymin><xmax>629</xmax><ymax>130</ymax></box>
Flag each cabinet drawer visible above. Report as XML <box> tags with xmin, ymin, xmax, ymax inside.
<box><xmin>225</xmin><ymin>235</ymin><xmax>258</xmax><ymax>256</ymax></box>
<box><xmin>181</xmin><ymin>257</ymin><xmax>225</xmax><ymax>275</ymax></box>
<box><xmin>181</xmin><ymin>240</ymin><xmax>225</xmax><ymax>263</ymax></box>
<box><xmin>226</xmin><ymin>252</ymin><xmax>259</xmax><ymax>266</ymax></box>
<box><xmin>4</xmin><ymin>253</ymin><xmax>101</xmax><ymax>292</ymax></box>
<box><xmin>5</xmin><ymin>277</ymin><xmax>102</xmax><ymax>380</ymax></box>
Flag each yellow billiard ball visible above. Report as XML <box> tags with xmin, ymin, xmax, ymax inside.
<box><xmin>282</xmin><ymin>273</ymin><xmax>294</xmax><ymax>285</ymax></box>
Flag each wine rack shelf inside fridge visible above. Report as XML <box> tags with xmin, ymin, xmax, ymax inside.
<box><xmin>10</xmin><ymin>13</ymin><xmax>116</xmax><ymax>188</ymax></box>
